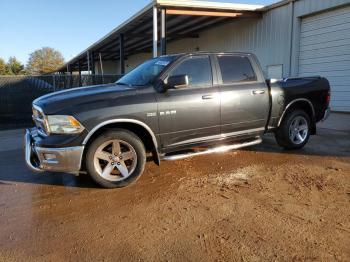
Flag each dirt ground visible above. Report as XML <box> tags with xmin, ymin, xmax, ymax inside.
<box><xmin>0</xmin><ymin>123</ymin><xmax>349</xmax><ymax>261</ymax></box>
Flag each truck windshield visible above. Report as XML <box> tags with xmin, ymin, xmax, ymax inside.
<box><xmin>116</xmin><ymin>55</ymin><xmax>178</xmax><ymax>86</ymax></box>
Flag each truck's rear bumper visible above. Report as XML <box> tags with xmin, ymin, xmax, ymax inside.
<box><xmin>322</xmin><ymin>107</ymin><xmax>331</xmax><ymax>121</ymax></box>
<box><xmin>25</xmin><ymin>128</ymin><xmax>84</xmax><ymax>174</ymax></box>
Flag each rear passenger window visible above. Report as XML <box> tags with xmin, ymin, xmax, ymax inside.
<box><xmin>217</xmin><ymin>55</ymin><xmax>257</xmax><ymax>84</ymax></box>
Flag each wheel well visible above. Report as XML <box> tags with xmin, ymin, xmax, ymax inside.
<box><xmin>281</xmin><ymin>101</ymin><xmax>316</xmax><ymax>134</ymax></box>
<box><xmin>82</xmin><ymin>122</ymin><xmax>160</xmax><ymax>168</ymax></box>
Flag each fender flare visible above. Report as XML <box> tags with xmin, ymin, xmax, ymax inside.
<box><xmin>277</xmin><ymin>98</ymin><xmax>315</xmax><ymax>127</ymax></box>
<box><xmin>82</xmin><ymin>119</ymin><xmax>160</xmax><ymax>165</ymax></box>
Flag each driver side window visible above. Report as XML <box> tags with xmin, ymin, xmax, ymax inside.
<box><xmin>169</xmin><ymin>56</ymin><xmax>212</xmax><ymax>87</ymax></box>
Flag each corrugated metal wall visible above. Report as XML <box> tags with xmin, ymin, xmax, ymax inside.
<box><xmin>166</xmin><ymin>3</ymin><xmax>293</xmax><ymax>78</ymax></box>
<box><xmin>100</xmin><ymin>0</ymin><xmax>350</xmax><ymax>80</ymax></box>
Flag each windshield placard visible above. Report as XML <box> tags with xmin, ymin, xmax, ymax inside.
<box><xmin>155</xmin><ymin>60</ymin><xmax>170</xmax><ymax>66</ymax></box>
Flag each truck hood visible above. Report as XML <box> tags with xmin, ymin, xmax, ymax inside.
<box><xmin>33</xmin><ymin>83</ymin><xmax>145</xmax><ymax>115</ymax></box>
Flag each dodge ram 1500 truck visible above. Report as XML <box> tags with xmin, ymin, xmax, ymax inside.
<box><xmin>25</xmin><ymin>52</ymin><xmax>331</xmax><ymax>188</ymax></box>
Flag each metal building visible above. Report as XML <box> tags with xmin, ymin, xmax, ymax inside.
<box><xmin>59</xmin><ymin>0</ymin><xmax>350</xmax><ymax>112</ymax></box>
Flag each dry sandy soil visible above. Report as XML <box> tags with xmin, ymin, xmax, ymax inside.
<box><xmin>0</xmin><ymin>128</ymin><xmax>349</xmax><ymax>261</ymax></box>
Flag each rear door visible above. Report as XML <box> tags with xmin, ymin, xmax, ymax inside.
<box><xmin>156</xmin><ymin>55</ymin><xmax>221</xmax><ymax>149</ymax></box>
<box><xmin>216</xmin><ymin>54</ymin><xmax>269</xmax><ymax>136</ymax></box>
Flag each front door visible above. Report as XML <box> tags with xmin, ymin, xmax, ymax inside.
<box><xmin>216</xmin><ymin>54</ymin><xmax>270</xmax><ymax>136</ymax></box>
<box><xmin>156</xmin><ymin>55</ymin><xmax>221</xmax><ymax>149</ymax></box>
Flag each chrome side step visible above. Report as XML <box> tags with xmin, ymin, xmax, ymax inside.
<box><xmin>162</xmin><ymin>137</ymin><xmax>262</xmax><ymax>161</ymax></box>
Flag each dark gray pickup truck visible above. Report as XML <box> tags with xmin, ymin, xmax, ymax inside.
<box><xmin>25</xmin><ymin>52</ymin><xmax>331</xmax><ymax>188</ymax></box>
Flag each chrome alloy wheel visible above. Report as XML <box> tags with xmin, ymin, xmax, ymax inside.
<box><xmin>289</xmin><ymin>116</ymin><xmax>308</xmax><ymax>145</ymax></box>
<box><xmin>93</xmin><ymin>139</ymin><xmax>137</xmax><ymax>182</ymax></box>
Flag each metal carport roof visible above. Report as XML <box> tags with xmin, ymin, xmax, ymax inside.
<box><xmin>59</xmin><ymin>0</ymin><xmax>263</xmax><ymax>73</ymax></box>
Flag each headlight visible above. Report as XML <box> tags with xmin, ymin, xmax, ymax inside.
<box><xmin>47</xmin><ymin>115</ymin><xmax>85</xmax><ymax>134</ymax></box>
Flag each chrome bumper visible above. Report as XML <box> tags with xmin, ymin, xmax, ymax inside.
<box><xmin>322</xmin><ymin>107</ymin><xmax>331</xmax><ymax>121</ymax></box>
<box><xmin>25</xmin><ymin>129</ymin><xmax>84</xmax><ymax>173</ymax></box>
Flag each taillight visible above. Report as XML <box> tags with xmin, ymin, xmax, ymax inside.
<box><xmin>326</xmin><ymin>90</ymin><xmax>331</xmax><ymax>106</ymax></box>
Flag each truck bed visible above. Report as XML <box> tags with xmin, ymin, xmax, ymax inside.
<box><xmin>267</xmin><ymin>76</ymin><xmax>330</xmax><ymax>130</ymax></box>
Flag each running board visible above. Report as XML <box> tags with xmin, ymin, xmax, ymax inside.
<box><xmin>162</xmin><ymin>137</ymin><xmax>262</xmax><ymax>161</ymax></box>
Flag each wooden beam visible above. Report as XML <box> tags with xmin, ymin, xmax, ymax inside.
<box><xmin>166</xmin><ymin>9</ymin><xmax>243</xmax><ymax>17</ymax></box>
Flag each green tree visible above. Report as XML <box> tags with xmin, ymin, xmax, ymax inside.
<box><xmin>26</xmin><ymin>47</ymin><xmax>65</xmax><ymax>75</ymax></box>
<box><xmin>0</xmin><ymin>58</ymin><xmax>6</xmax><ymax>75</ymax></box>
<box><xmin>6</xmin><ymin>57</ymin><xmax>24</xmax><ymax>75</ymax></box>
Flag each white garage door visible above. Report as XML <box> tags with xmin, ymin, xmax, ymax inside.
<box><xmin>299</xmin><ymin>5</ymin><xmax>350</xmax><ymax>112</ymax></box>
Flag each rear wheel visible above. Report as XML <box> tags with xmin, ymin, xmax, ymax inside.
<box><xmin>86</xmin><ymin>129</ymin><xmax>146</xmax><ymax>188</ymax></box>
<box><xmin>275</xmin><ymin>110</ymin><xmax>311</xmax><ymax>150</ymax></box>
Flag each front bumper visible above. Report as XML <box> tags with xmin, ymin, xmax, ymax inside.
<box><xmin>25</xmin><ymin>128</ymin><xmax>84</xmax><ymax>174</ymax></box>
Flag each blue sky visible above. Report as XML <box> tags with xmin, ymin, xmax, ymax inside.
<box><xmin>0</xmin><ymin>0</ymin><xmax>277</xmax><ymax>64</ymax></box>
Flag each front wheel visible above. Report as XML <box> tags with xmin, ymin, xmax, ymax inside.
<box><xmin>86</xmin><ymin>129</ymin><xmax>146</xmax><ymax>188</ymax></box>
<box><xmin>275</xmin><ymin>109</ymin><xmax>311</xmax><ymax>150</ymax></box>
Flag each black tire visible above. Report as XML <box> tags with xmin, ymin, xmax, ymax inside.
<box><xmin>86</xmin><ymin>129</ymin><xmax>146</xmax><ymax>188</ymax></box>
<box><xmin>275</xmin><ymin>109</ymin><xmax>311</xmax><ymax>150</ymax></box>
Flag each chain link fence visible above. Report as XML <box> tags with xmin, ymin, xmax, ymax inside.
<box><xmin>0</xmin><ymin>74</ymin><xmax>122</xmax><ymax>129</ymax></box>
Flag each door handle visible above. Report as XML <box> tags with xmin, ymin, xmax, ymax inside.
<box><xmin>252</xmin><ymin>90</ymin><xmax>265</xmax><ymax>95</ymax></box>
<box><xmin>202</xmin><ymin>95</ymin><xmax>214</xmax><ymax>100</ymax></box>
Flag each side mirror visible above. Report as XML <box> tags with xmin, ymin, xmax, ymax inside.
<box><xmin>166</xmin><ymin>75</ymin><xmax>189</xmax><ymax>89</ymax></box>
